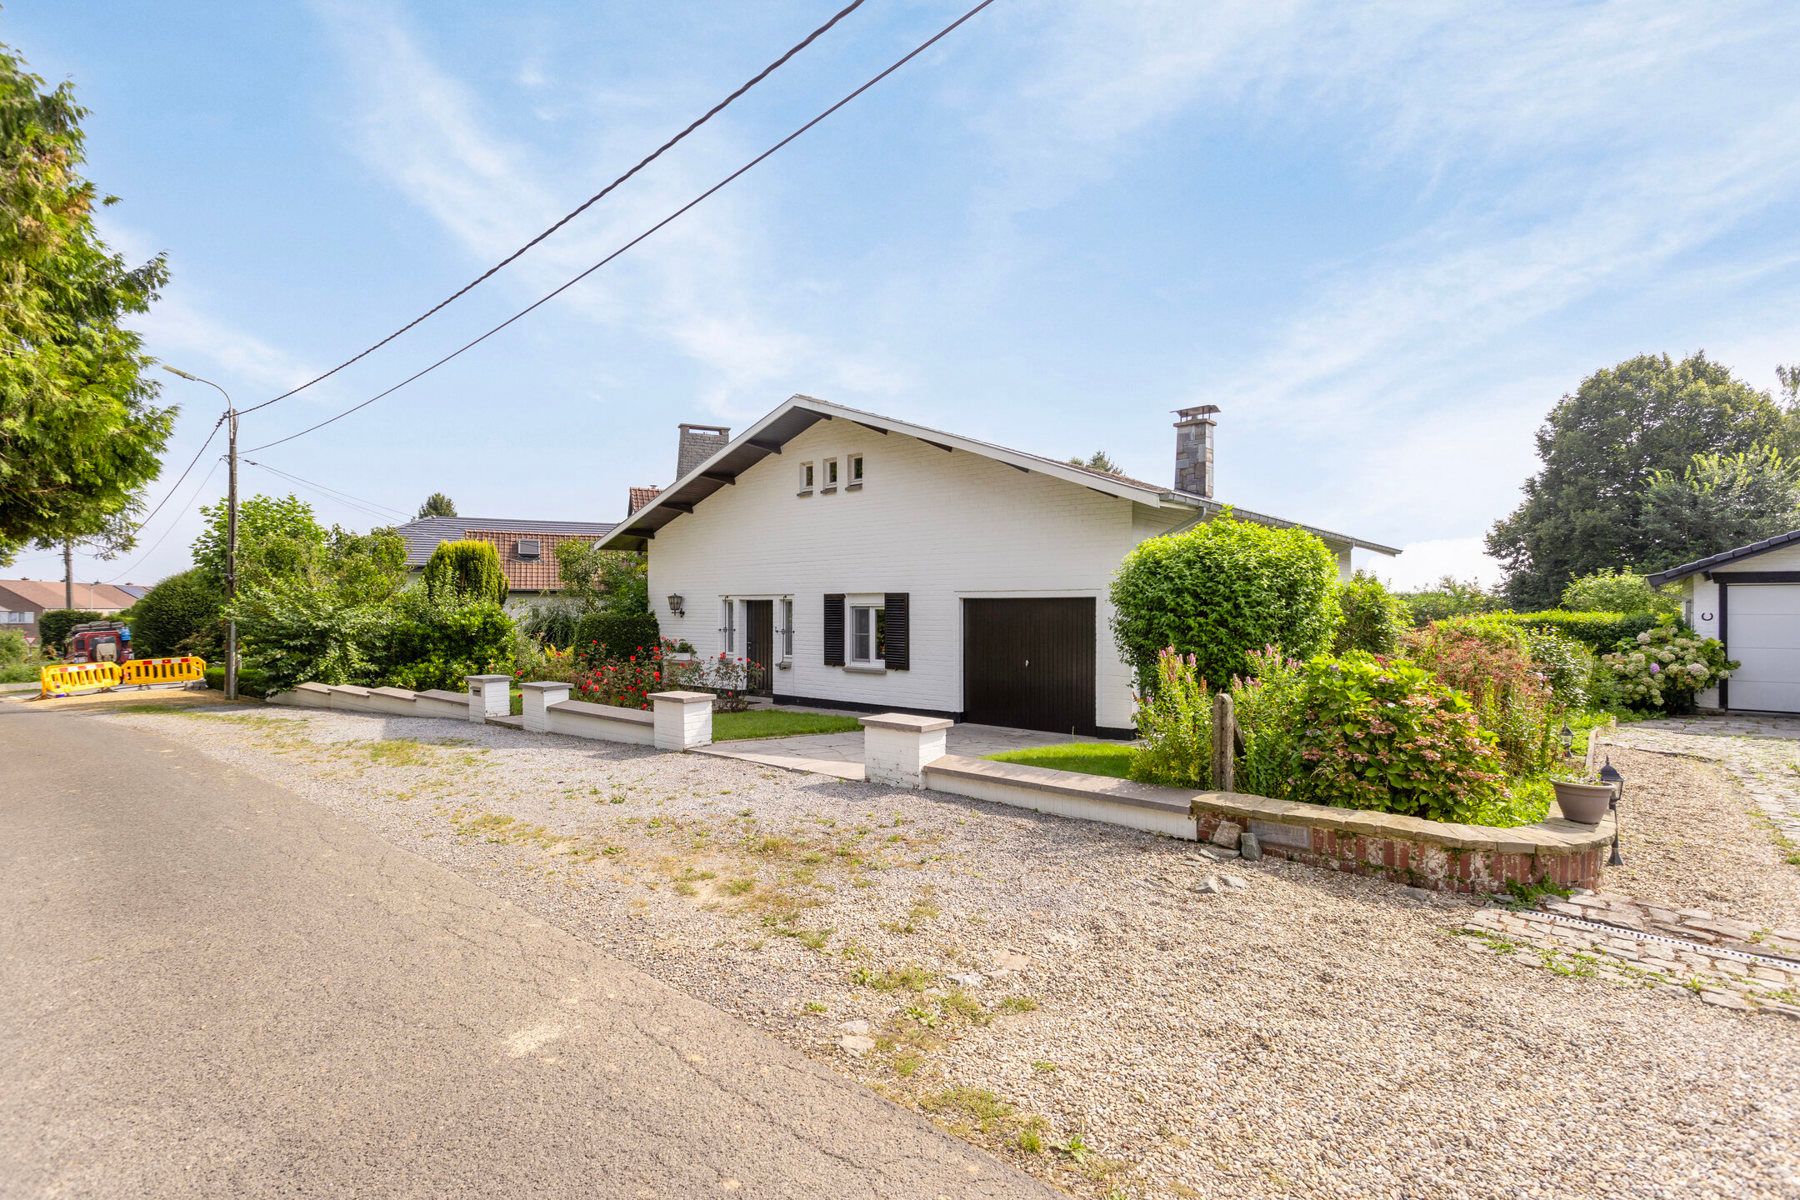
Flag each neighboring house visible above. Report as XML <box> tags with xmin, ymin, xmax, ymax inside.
<box><xmin>0</xmin><ymin>580</ymin><xmax>143</xmax><ymax>645</ymax></box>
<box><xmin>394</xmin><ymin>517</ymin><xmax>615</xmax><ymax>608</ymax></box>
<box><xmin>599</xmin><ymin>395</ymin><xmax>1397</xmax><ymax>736</ymax></box>
<box><xmin>1649</xmin><ymin>531</ymin><xmax>1800</xmax><ymax>713</ymax></box>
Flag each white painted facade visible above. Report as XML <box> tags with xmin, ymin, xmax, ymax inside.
<box><xmin>634</xmin><ymin>406</ymin><xmax>1373</xmax><ymax>733</ymax></box>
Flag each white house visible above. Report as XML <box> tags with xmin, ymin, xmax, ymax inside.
<box><xmin>1649</xmin><ymin>530</ymin><xmax>1800</xmax><ymax>713</ymax></box>
<box><xmin>599</xmin><ymin>395</ymin><xmax>1397</xmax><ymax>736</ymax></box>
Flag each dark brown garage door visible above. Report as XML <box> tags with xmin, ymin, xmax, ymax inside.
<box><xmin>962</xmin><ymin>598</ymin><xmax>1095</xmax><ymax>734</ymax></box>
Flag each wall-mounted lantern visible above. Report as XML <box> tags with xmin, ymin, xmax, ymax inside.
<box><xmin>667</xmin><ymin>594</ymin><xmax>686</xmax><ymax>618</ymax></box>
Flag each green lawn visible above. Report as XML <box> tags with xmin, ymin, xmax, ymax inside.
<box><xmin>986</xmin><ymin>741</ymin><xmax>1136</xmax><ymax>780</ymax></box>
<box><xmin>712</xmin><ymin>709</ymin><xmax>864</xmax><ymax>741</ymax></box>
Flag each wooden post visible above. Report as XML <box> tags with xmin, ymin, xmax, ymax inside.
<box><xmin>1210</xmin><ymin>691</ymin><xmax>1235</xmax><ymax>793</ymax></box>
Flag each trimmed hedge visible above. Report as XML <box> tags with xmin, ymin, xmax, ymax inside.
<box><xmin>1111</xmin><ymin>515</ymin><xmax>1341</xmax><ymax>692</ymax></box>
<box><xmin>573</xmin><ymin>608</ymin><xmax>660</xmax><ymax>661</ymax></box>
<box><xmin>127</xmin><ymin>568</ymin><xmax>224</xmax><ymax>656</ymax></box>
<box><xmin>1446</xmin><ymin>609</ymin><xmax>1661</xmax><ymax>652</ymax></box>
<box><xmin>204</xmin><ymin>665</ymin><xmax>272</xmax><ymax>698</ymax></box>
<box><xmin>423</xmin><ymin>539</ymin><xmax>508</xmax><ymax>606</ymax></box>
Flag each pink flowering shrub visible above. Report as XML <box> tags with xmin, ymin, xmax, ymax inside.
<box><xmin>1286</xmin><ymin>651</ymin><xmax>1509</xmax><ymax>823</ymax></box>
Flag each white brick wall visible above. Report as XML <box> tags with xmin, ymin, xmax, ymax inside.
<box><xmin>648</xmin><ymin>421</ymin><xmax>1191</xmax><ymax>730</ymax></box>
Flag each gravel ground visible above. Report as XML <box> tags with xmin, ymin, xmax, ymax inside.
<box><xmin>1588</xmin><ymin>745</ymin><xmax>1800</xmax><ymax>928</ymax></box>
<box><xmin>103</xmin><ymin>705</ymin><xmax>1800</xmax><ymax>1200</ymax></box>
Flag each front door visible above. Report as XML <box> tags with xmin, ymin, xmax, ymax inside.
<box><xmin>743</xmin><ymin>600</ymin><xmax>775</xmax><ymax>696</ymax></box>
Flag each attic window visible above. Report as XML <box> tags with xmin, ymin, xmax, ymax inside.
<box><xmin>847</xmin><ymin>454</ymin><xmax>864</xmax><ymax>487</ymax></box>
<box><xmin>822</xmin><ymin>458</ymin><xmax>839</xmax><ymax>493</ymax></box>
<box><xmin>515</xmin><ymin>538</ymin><xmax>541</xmax><ymax>559</ymax></box>
<box><xmin>798</xmin><ymin>461</ymin><xmax>815</xmax><ymax>494</ymax></box>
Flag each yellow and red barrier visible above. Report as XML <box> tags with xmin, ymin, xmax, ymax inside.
<box><xmin>120</xmin><ymin>656</ymin><xmax>207</xmax><ymax>688</ymax></box>
<box><xmin>39</xmin><ymin>662</ymin><xmax>122</xmax><ymax>697</ymax></box>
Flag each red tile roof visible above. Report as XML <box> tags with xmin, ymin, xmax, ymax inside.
<box><xmin>0</xmin><ymin>579</ymin><xmax>142</xmax><ymax>613</ymax></box>
<box><xmin>628</xmin><ymin>486</ymin><xmax>661</xmax><ymax>514</ymax></box>
<box><xmin>462</xmin><ymin>530</ymin><xmax>605</xmax><ymax>593</ymax></box>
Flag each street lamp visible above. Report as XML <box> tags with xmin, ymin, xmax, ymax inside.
<box><xmin>1598</xmin><ymin>758</ymin><xmax>1625</xmax><ymax>867</ymax></box>
<box><xmin>162</xmin><ymin>365</ymin><xmax>238</xmax><ymax>701</ymax></box>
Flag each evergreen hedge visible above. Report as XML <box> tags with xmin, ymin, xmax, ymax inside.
<box><xmin>422</xmin><ymin>539</ymin><xmax>508</xmax><ymax>606</ymax></box>
<box><xmin>573</xmin><ymin>609</ymin><xmax>660</xmax><ymax>660</ymax></box>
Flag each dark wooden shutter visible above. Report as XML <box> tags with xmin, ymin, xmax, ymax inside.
<box><xmin>883</xmin><ymin>592</ymin><xmax>910</xmax><ymax>671</ymax></box>
<box><xmin>823</xmin><ymin>594</ymin><xmax>845</xmax><ymax>666</ymax></box>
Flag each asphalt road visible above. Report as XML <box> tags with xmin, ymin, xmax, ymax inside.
<box><xmin>0</xmin><ymin>706</ymin><xmax>1060</xmax><ymax>1199</ymax></box>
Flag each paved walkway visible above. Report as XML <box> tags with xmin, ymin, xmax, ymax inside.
<box><xmin>0</xmin><ymin>707</ymin><xmax>1058</xmax><ymax>1199</ymax></box>
<box><xmin>1606</xmin><ymin>714</ymin><xmax>1800</xmax><ymax>852</ymax></box>
<box><xmin>700</xmin><ymin>722</ymin><xmax>1087</xmax><ymax>780</ymax></box>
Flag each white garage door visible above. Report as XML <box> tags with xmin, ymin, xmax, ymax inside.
<box><xmin>1727</xmin><ymin>584</ymin><xmax>1800</xmax><ymax>713</ymax></box>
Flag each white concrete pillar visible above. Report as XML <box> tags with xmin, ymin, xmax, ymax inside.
<box><xmin>466</xmin><ymin>674</ymin><xmax>511</xmax><ymax>723</ymax></box>
<box><xmin>650</xmin><ymin>690</ymin><xmax>714</xmax><ymax>750</ymax></box>
<box><xmin>861</xmin><ymin>713</ymin><xmax>952</xmax><ymax>788</ymax></box>
<box><xmin>520</xmin><ymin>681</ymin><xmax>571</xmax><ymax>733</ymax></box>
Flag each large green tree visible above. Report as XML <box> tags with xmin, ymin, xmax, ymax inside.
<box><xmin>192</xmin><ymin>493</ymin><xmax>329</xmax><ymax>592</ymax></box>
<box><xmin>415</xmin><ymin>492</ymin><xmax>456</xmax><ymax>519</ymax></box>
<box><xmin>1640</xmin><ymin>445</ymin><xmax>1800</xmax><ymax>569</ymax></box>
<box><xmin>1486</xmin><ymin>353</ymin><xmax>1795</xmax><ymax>608</ymax></box>
<box><xmin>0</xmin><ymin>44</ymin><xmax>173</xmax><ymax>565</ymax></box>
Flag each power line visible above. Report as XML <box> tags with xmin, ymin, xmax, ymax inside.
<box><xmin>127</xmin><ymin>412</ymin><xmax>228</xmax><ymax>534</ymax></box>
<box><xmin>238</xmin><ymin>0</ymin><xmax>869</xmax><ymax>418</ymax></box>
<box><xmin>242</xmin><ymin>459</ymin><xmax>409</xmax><ymax>521</ymax></box>
<box><xmin>104</xmin><ymin>457</ymin><xmax>224</xmax><ymax>583</ymax></box>
<box><xmin>246</xmin><ymin>0</ymin><xmax>999</xmax><ymax>455</ymax></box>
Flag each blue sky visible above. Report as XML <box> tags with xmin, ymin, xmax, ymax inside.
<box><xmin>8</xmin><ymin>0</ymin><xmax>1800</xmax><ymax>589</ymax></box>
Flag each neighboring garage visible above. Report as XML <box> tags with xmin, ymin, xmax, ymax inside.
<box><xmin>961</xmin><ymin>598</ymin><xmax>1096</xmax><ymax>735</ymax></box>
<box><xmin>1650</xmin><ymin>530</ymin><xmax>1800</xmax><ymax>714</ymax></box>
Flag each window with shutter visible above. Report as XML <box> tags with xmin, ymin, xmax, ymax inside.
<box><xmin>883</xmin><ymin>592</ymin><xmax>909</xmax><ymax>671</ymax></box>
<box><xmin>823</xmin><ymin>594</ymin><xmax>845</xmax><ymax>666</ymax></box>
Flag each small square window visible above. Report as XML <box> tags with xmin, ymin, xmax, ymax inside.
<box><xmin>798</xmin><ymin>462</ymin><xmax>815</xmax><ymax>493</ymax></box>
<box><xmin>848</xmin><ymin>454</ymin><xmax>864</xmax><ymax>485</ymax></box>
<box><xmin>822</xmin><ymin>458</ymin><xmax>839</xmax><ymax>492</ymax></box>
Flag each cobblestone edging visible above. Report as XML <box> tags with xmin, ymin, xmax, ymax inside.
<box><xmin>1457</xmin><ymin>892</ymin><xmax>1800</xmax><ymax>1019</ymax></box>
<box><xmin>1603</xmin><ymin>716</ymin><xmax>1800</xmax><ymax>860</ymax></box>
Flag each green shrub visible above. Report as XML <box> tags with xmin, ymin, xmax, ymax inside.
<box><xmin>370</xmin><ymin>592</ymin><xmax>515</xmax><ymax>691</ymax></box>
<box><xmin>127</xmin><ymin>568</ymin><xmax>224</xmax><ymax>657</ymax></box>
<box><xmin>573</xmin><ymin>608</ymin><xmax>661</xmax><ymax>661</ymax></box>
<box><xmin>203</xmin><ymin>665</ymin><xmax>272</xmax><ymax>697</ymax></box>
<box><xmin>519</xmin><ymin>599</ymin><xmax>583</xmax><ymax>649</ymax></box>
<box><xmin>1110</xmin><ymin>514</ymin><xmax>1340</xmax><ymax>692</ymax></box>
<box><xmin>37</xmin><ymin>609</ymin><xmax>101</xmax><ymax>656</ymax></box>
<box><xmin>1286</xmin><ymin>652</ymin><xmax>1509</xmax><ymax>823</ymax></box>
<box><xmin>1404</xmin><ymin>624</ymin><xmax>1558</xmax><ymax>777</ymax></box>
<box><xmin>1518</xmin><ymin>626</ymin><xmax>1595</xmax><ymax>711</ymax></box>
<box><xmin>422</xmin><ymin>539</ymin><xmax>508</xmax><ymax>606</ymax></box>
<box><xmin>1128</xmin><ymin>648</ymin><xmax>1214</xmax><ymax>787</ymax></box>
<box><xmin>1334</xmin><ymin>571</ymin><xmax>1410</xmax><ymax>655</ymax></box>
<box><xmin>230</xmin><ymin>584</ymin><xmax>378</xmax><ymax>692</ymax></box>
<box><xmin>0</xmin><ymin>628</ymin><xmax>25</xmax><ymax>666</ymax></box>
<box><xmin>1560</xmin><ymin>569</ymin><xmax>1681</xmax><ymax>617</ymax></box>
<box><xmin>1228</xmin><ymin>648</ymin><xmax>1306</xmax><ymax>799</ymax></box>
<box><xmin>1395</xmin><ymin>579</ymin><xmax>1501</xmax><ymax>626</ymax></box>
<box><xmin>1602</xmin><ymin>625</ymin><xmax>1735</xmax><ymax>714</ymax></box>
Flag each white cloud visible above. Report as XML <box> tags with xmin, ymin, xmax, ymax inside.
<box><xmin>308</xmin><ymin>0</ymin><xmax>910</xmax><ymax>421</ymax></box>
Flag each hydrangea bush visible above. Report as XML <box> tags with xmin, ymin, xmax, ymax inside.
<box><xmin>1602</xmin><ymin>626</ymin><xmax>1735</xmax><ymax>713</ymax></box>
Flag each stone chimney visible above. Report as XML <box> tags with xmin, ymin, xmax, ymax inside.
<box><xmin>677</xmin><ymin>423</ymin><xmax>730</xmax><ymax>480</ymax></box>
<box><xmin>1172</xmin><ymin>405</ymin><xmax>1218</xmax><ymax>498</ymax></box>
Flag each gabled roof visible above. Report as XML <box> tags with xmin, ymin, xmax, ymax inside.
<box><xmin>395</xmin><ymin>516</ymin><xmax>615</xmax><ymax>568</ymax></box>
<box><xmin>599</xmin><ymin>395</ymin><xmax>1398</xmax><ymax>555</ymax></box>
<box><xmin>1647</xmin><ymin>529</ymin><xmax>1800</xmax><ymax>586</ymax></box>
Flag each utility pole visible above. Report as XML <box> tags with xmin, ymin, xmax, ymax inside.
<box><xmin>62</xmin><ymin>539</ymin><xmax>73</xmax><ymax>609</ymax></box>
<box><xmin>163</xmin><ymin>366</ymin><xmax>239</xmax><ymax>700</ymax></box>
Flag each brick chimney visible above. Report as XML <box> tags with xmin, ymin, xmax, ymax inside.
<box><xmin>1173</xmin><ymin>405</ymin><xmax>1218</xmax><ymax>498</ymax></box>
<box><xmin>677</xmin><ymin>423</ymin><xmax>730</xmax><ymax>480</ymax></box>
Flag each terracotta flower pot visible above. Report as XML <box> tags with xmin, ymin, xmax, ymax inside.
<box><xmin>1553</xmin><ymin>779</ymin><xmax>1614</xmax><ymax>825</ymax></box>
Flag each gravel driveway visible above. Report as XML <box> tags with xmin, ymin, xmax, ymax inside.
<box><xmin>103</xmin><ymin>704</ymin><xmax>1800</xmax><ymax>1200</ymax></box>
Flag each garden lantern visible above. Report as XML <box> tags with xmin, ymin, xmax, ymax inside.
<box><xmin>1559</xmin><ymin>722</ymin><xmax>1575</xmax><ymax>754</ymax></box>
<box><xmin>1598</xmin><ymin>758</ymin><xmax>1625</xmax><ymax>866</ymax></box>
